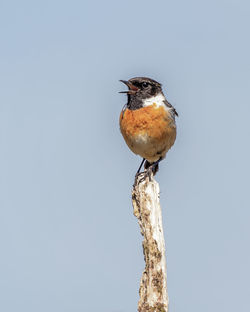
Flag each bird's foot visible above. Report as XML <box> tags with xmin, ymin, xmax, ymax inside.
<box><xmin>134</xmin><ymin>168</ymin><xmax>153</xmax><ymax>186</ymax></box>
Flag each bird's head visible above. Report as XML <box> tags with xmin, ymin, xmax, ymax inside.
<box><xmin>120</xmin><ymin>77</ymin><xmax>163</xmax><ymax>110</ymax></box>
<box><xmin>120</xmin><ymin>77</ymin><xmax>162</xmax><ymax>98</ymax></box>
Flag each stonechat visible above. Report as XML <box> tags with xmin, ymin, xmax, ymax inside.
<box><xmin>119</xmin><ymin>77</ymin><xmax>178</xmax><ymax>176</ymax></box>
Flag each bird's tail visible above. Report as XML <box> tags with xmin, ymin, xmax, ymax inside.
<box><xmin>144</xmin><ymin>160</ymin><xmax>159</xmax><ymax>175</ymax></box>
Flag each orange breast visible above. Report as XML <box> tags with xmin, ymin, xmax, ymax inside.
<box><xmin>120</xmin><ymin>104</ymin><xmax>176</xmax><ymax>162</ymax></box>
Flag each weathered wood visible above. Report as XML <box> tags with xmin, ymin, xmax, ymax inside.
<box><xmin>132</xmin><ymin>173</ymin><xmax>169</xmax><ymax>312</ymax></box>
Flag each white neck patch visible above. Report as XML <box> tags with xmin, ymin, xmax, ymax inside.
<box><xmin>142</xmin><ymin>93</ymin><xmax>169</xmax><ymax>110</ymax></box>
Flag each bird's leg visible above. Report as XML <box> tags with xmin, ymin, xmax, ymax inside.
<box><xmin>137</xmin><ymin>158</ymin><xmax>145</xmax><ymax>174</ymax></box>
<box><xmin>134</xmin><ymin>158</ymin><xmax>146</xmax><ymax>186</ymax></box>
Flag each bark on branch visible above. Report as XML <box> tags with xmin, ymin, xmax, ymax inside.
<box><xmin>132</xmin><ymin>173</ymin><xmax>169</xmax><ymax>312</ymax></box>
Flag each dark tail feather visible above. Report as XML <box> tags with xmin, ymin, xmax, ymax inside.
<box><xmin>144</xmin><ymin>160</ymin><xmax>159</xmax><ymax>175</ymax></box>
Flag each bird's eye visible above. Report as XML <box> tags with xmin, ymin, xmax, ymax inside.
<box><xmin>142</xmin><ymin>82</ymin><xmax>149</xmax><ymax>88</ymax></box>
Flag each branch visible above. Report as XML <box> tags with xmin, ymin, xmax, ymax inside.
<box><xmin>132</xmin><ymin>173</ymin><xmax>169</xmax><ymax>312</ymax></box>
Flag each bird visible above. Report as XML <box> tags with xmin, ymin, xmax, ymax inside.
<box><xmin>119</xmin><ymin>77</ymin><xmax>178</xmax><ymax>176</ymax></box>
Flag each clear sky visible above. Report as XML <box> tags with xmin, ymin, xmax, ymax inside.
<box><xmin>0</xmin><ymin>0</ymin><xmax>250</xmax><ymax>311</ymax></box>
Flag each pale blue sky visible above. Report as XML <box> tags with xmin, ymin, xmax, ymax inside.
<box><xmin>0</xmin><ymin>0</ymin><xmax>250</xmax><ymax>311</ymax></box>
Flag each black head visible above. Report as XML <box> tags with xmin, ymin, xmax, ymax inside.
<box><xmin>120</xmin><ymin>77</ymin><xmax>163</xmax><ymax>110</ymax></box>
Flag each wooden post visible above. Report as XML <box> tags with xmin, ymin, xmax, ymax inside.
<box><xmin>132</xmin><ymin>173</ymin><xmax>169</xmax><ymax>312</ymax></box>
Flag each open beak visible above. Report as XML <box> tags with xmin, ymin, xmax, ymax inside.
<box><xmin>119</xmin><ymin>80</ymin><xmax>139</xmax><ymax>94</ymax></box>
